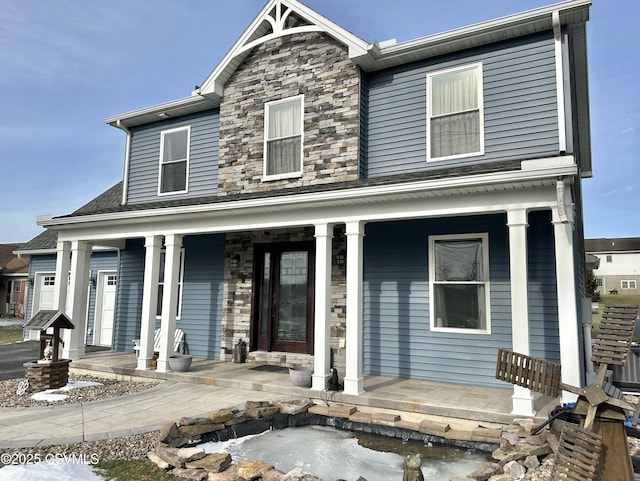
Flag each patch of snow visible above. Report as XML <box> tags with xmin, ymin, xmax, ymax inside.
<box><xmin>0</xmin><ymin>320</ymin><xmax>22</xmax><ymax>327</ymax></box>
<box><xmin>0</xmin><ymin>462</ymin><xmax>105</xmax><ymax>481</ymax></box>
<box><xmin>29</xmin><ymin>380</ymin><xmax>103</xmax><ymax>402</ymax></box>
<box><xmin>202</xmin><ymin>425</ymin><xmax>486</xmax><ymax>481</ymax></box>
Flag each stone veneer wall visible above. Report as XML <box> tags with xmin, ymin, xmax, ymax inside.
<box><xmin>221</xmin><ymin>227</ymin><xmax>347</xmax><ymax>377</ymax></box>
<box><xmin>218</xmin><ymin>32</ymin><xmax>361</xmax><ymax>196</ymax></box>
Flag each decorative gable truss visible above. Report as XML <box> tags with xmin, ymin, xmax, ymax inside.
<box><xmin>198</xmin><ymin>0</ymin><xmax>368</xmax><ymax>100</ymax></box>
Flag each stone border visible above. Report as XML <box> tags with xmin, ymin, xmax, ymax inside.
<box><xmin>149</xmin><ymin>399</ymin><xmax>559</xmax><ymax>481</ymax></box>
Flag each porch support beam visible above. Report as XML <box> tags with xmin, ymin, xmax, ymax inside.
<box><xmin>62</xmin><ymin>240</ymin><xmax>91</xmax><ymax>360</ymax></box>
<box><xmin>157</xmin><ymin>234</ymin><xmax>183</xmax><ymax>372</ymax></box>
<box><xmin>137</xmin><ymin>235</ymin><xmax>163</xmax><ymax>370</ymax></box>
<box><xmin>52</xmin><ymin>240</ymin><xmax>71</xmax><ymax>314</ymax></box>
<box><xmin>312</xmin><ymin>223</ymin><xmax>334</xmax><ymax>391</ymax></box>
<box><xmin>507</xmin><ymin>208</ymin><xmax>535</xmax><ymax>417</ymax></box>
<box><xmin>552</xmin><ymin>205</ymin><xmax>581</xmax><ymax>402</ymax></box>
<box><xmin>343</xmin><ymin>220</ymin><xmax>365</xmax><ymax>395</ymax></box>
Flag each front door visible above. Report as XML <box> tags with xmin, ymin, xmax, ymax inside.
<box><xmin>253</xmin><ymin>242</ymin><xmax>314</xmax><ymax>354</ymax></box>
<box><xmin>94</xmin><ymin>272</ymin><xmax>117</xmax><ymax>346</ymax></box>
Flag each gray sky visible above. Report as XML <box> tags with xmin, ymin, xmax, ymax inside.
<box><xmin>1</xmin><ymin>0</ymin><xmax>637</xmax><ymax>243</ymax></box>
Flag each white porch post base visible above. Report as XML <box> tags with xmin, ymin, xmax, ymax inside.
<box><xmin>343</xmin><ymin>377</ymin><xmax>364</xmax><ymax>395</ymax></box>
<box><xmin>511</xmin><ymin>386</ymin><xmax>536</xmax><ymax>417</ymax></box>
<box><xmin>312</xmin><ymin>374</ymin><xmax>331</xmax><ymax>391</ymax></box>
<box><xmin>136</xmin><ymin>356</ymin><xmax>153</xmax><ymax>371</ymax></box>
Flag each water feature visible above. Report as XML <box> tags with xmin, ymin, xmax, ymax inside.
<box><xmin>202</xmin><ymin>425</ymin><xmax>488</xmax><ymax>481</ymax></box>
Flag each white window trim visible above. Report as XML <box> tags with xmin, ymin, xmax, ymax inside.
<box><xmin>428</xmin><ymin>232</ymin><xmax>491</xmax><ymax>334</ymax></box>
<box><xmin>263</xmin><ymin>95</ymin><xmax>304</xmax><ymax>181</ymax></box>
<box><xmin>621</xmin><ymin>280</ymin><xmax>637</xmax><ymax>290</ymax></box>
<box><xmin>426</xmin><ymin>62</ymin><xmax>485</xmax><ymax>162</ymax></box>
<box><xmin>158</xmin><ymin>126</ymin><xmax>190</xmax><ymax>196</ymax></box>
<box><xmin>156</xmin><ymin>248</ymin><xmax>185</xmax><ymax>320</ymax></box>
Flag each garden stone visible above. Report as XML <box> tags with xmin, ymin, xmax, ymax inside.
<box><xmin>186</xmin><ymin>453</ymin><xmax>232</xmax><ymax>473</ymax></box>
<box><xmin>170</xmin><ymin>467</ymin><xmax>208</xmax><ymax>481</ymax></box>
<box><xmin>237</xmin><ymin>460</ymin><xmax>274</xmax><ymax>480</ymax></box>
<box><xmin>502</xmin><ymin>460</ymin><xmax>526</xmax><ymax>479</ymax></box>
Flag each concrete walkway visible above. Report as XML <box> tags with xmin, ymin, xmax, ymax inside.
<box><xmin>0</xmin><ymin>381</ymin><xmax>285</xmax><ymax>448</ymax></box>
<box><xmin>0</xmin><ymin>350</ymin><xmax>560</xmax><ymax>448</ymax></box>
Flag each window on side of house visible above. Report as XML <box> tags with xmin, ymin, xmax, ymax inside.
<box><xmin>429</xmin><ymin>233</ymin><xmax>490</xmax><ymax>333</ymax></box>
<box><xmin>156</xmin><ymin>249</ymin><xmax>185</xmax><ymax>318</ymax></box>
<box><xmin>264</xmin><ymin>95</ymin><xmax>303</xmax><ymax>179</ymax></box>
<box><xmin>606</xmin><ymin>255</ymin><xmax>613</xmax><ymax>263</ymax></box>
<box><xmin>621</xmin><ymin>280</ymin><xmax>637</xmax><ymax>290</ymax></box>
<box><xmin>427</xmin><ymin>63</ymin><xmax>484</xmax><ymax>161</ymax></box>
<box><xmin>159</xmin><ymin>126</ymin><xmax>190</xmax><ymax>195</ymax></box>
<box><xmin>595</xmin><ymin>277</ymin><xmax>603</xmax><ymax>287</ymax></box>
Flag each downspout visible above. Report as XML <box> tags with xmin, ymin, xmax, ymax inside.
<box><xmin>553</xmin><ymin>10</ymin><xmax>567</xmax><ymax>154</ymax></box>
<box><xmin>116</xmin><ymin>120</ymin><xmax>132</xmax><ymax>206</ymax></box>
<box><xmin>556</xmin><ymin>177</ymin><xmax>570</xmax><ymax>224</ymax></box>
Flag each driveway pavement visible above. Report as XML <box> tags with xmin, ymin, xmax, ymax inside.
<box><xmin>0</xmin><ymin>341</ymin><xmax>39</xmax><ymax>381</ymax></box>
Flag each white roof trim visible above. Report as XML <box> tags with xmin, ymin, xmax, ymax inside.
<box><xmin>39</xmin><ymin>156</ymin><xmax>577</xmax><ymax>230</ymax></box>
<box><xmin>198</xmin><ymin>0</ymin><xmax>368</xmax><ymax>98</ymax></box>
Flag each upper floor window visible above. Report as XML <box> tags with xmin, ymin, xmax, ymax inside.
<box><xmin>606</xmin><ymin>255</ymin><xmax>613</xmax><ymax>263</ymax></box>
<box><xmin>427</xmin><ymin>63</ymin><xmax>484</xmax><ymax>161</ymax></box>
<box><xmin>159</xmin><ymin>126</ymin><xmax>190</xmax><ymax>194</ymax></box>
<box><xmin>264</xmin><ymin>96</ymin><xmax>303</xmax><ymax>180</ymax></box>
<box><xmin>429</xmin><ymin>233</ymin><xmax>490</xmax><ymax>333</ymax></box>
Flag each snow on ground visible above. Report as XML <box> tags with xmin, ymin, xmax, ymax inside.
<box><xmin>0</xmin><ymin>462</ymin><xmax>104</xmax><ymax>481</ymax></box>
<box><xmin>29</xmin><ymin>381</ymin><xmax>103</xmax><ymax>402</ymax></box>
<box><xmin>0</xmin><ymin>320</ymin><xmax>22</xmax><ymax>327</ymax></box>
<box><xmin>202</xmin><ymin>425</ymin><xmax>486</xmax><ymax>481</ymax></box>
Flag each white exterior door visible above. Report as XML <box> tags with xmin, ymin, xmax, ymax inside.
<box><xmin>94</xmin><ymin>272</ymin><xmax>117</xmax><ymax>346</ymax></box>
<box><xmin>29</xmin><ymin>273</ymin><xmax>56</xmax><ymax>340</ymax></box>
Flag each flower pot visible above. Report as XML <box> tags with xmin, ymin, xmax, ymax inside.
<box><xmin>289</xmin><ymin>366</ymin><xmax>313</xmax><ymax>387</ymax></box>
<box><xmin>168</xmin><ymin>353</ymin><xmax>192</xmax><ymax>372</ymax></box>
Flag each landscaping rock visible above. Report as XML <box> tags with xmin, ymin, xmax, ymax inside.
<box><xmin>148</xmin><ymin>450</ymin><xmax>171</xmax><ymax>470</ymax></box>
<box><xmin>209</xmin><ymin>410</ymin><xmax>235</xmax><ymax>424</ymax></box>
<box><xmin>186</xmin><ymin>453</ymin><xmax>232</xmax><ymax>473</ymax></box>
<box><xmin>170</xmin><ymin>467</ymin><xmax>208</xmax><ymax>481</ymax></box>
<box><xmin>177</xmin><ymin>447</ymin><xmax>206</xmax><ymax>463</ymax></box>
<box><xmin>503</xmin><ymin>460</ymin><xmax>526</xmax><ymax>479</ymax></box>
<box><xmin>246</xmin><ymin>406</ymin><xmax>280</xmax><ymax>419</ymax></box>
<box><xmin>237</xmin><ymin>460</ymin><xmax>274</xmax><ymax>480</ymax></box>
<box><xmin>156</xmin><ymin>444</ymin><xmax>187</xmax><ymax>468</ymax></box>
<box><xmin>245</xmin><ymin>400</ymin><xmax>272</xmax><ymax>409</ymax></box>
<box><xmin>208</xmin><ymin>464</ymin><xmax>239</xmax><ymax>481</ymax></box>
<box><xmin>159</xmin><ymin>421</ymin><xmax>180</xmax><ymax>444</ymax></box>
<box><xmin>419</xmin><ymin>419</ymin><xmax>450</xmax><ymax>437</ymax></box>
<box><xmin>178</xmin><ymin>423</ymin><xmax>226</xmax><ymax>438</ymax></box>
<box><xmin>273</xmin><ymin>399</ymin><xmax>314</xmax><ymax>415</ymax></box>
<box><xmin>281</xmin><ymin>466</ymin><xmax>322</xmax><ymax>481</ymax></box>
<box><xmin>262</xmin><ymin>468</ymin><xmax>286</xmax><ymax>481</ymax></box>
<box><xmin>467</xmin><ymin>461</ymin><xmax>502</xmax><ymax>481</ymax></box>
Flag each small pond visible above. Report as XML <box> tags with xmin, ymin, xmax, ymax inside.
<box><xmin>202</xmin><ymin>425</ymin><xmax>488</xmax><ymax>480</ymax></box>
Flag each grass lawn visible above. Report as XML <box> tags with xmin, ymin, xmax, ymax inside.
<box><xmin>94</xmin><ymin>460</ymin><xmax>177</xmax><ymax>481</ymax></box>
<box><xmin>591</xmin><ymin>294</ymin><xmax>640</xmax><ymax>335</ymax></box>
<box><xmin>0</xmin><ymin>325</ymin><xmax>24</xmax><ymax>344</ymax></box>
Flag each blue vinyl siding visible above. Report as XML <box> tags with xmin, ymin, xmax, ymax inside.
<box><xmin>366</xmin><ymin>32</ymin><xmax>559</xmax><ymax>177</ymax></box>
<box><xmin>85</xmin><ymin>251</ymin><xmax>119</xmax><ymax>346</ymax></box>
<box><xmin>363</xmin><ymin>212</ymin><xmax>560</xmax><ymax>387</ymax></box>
<box><xmin>527</xmin><ymin>210</ymin><xmax>560</xmax><ymax>363</ymax></box>
<box><xmin>126</xmin><ymin>109</ymin><xmax>219</xmax><ymax>204</ymax></box>
<box><xmin>113</xmin><ymin>235</ymin><xmax>224</xmax><ymax>358</ymax></box>
<box><xmin>114</xmin><ymin>240</ymin><xmax>145</xmax><ymax>352</ymax></box>
<box><xmin>180</xmin><ymin>235</ymin><xmax>225</xmax><ymax>359</ymax></box>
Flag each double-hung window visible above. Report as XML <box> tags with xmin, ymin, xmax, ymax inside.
<box><xmin>156</xmin><ymin>249</ymin><xmax>185</xmax><ymax>318</ymax></box>
<box><xmin>429</xmin><ymin>233</ymin><xmax>490</xmax><ymax>333</ymax></box>
<box><xmin>621</xmin><ymin>280</ymin><xmax>637</xmax><ymax>290</ymax></box>
<box><xmin>427</xmin><ymin>63</ymin><xmax>484</xmax><ymax>161</ymax></box>
<box><xmin>159</xmin><ymin>126</ymin><xmax>190</xmax><ymax>194</ymax></box>
<box><xmin>264</xmin><ymin>95</ymin><xmax>303</xmax><ymax>179</ymax></box>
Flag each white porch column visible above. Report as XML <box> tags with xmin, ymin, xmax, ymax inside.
<box><xmin>343</xmin><ymin>220</ymin><xmax>365</xmax><ymax>395</ymax></box>
<box><xmin>52</xmin><ymin>240</ymin><xmax>71</xmax><ymax>313</ymax></box>
<box><xmin>312</xmin><ymin>223</ymin><xmax>333</xmax><ymax>391</ymax></box>
<box><xmin>62</xmin><ymin>240</ymin><xmax>91</xmax><ymax>359</ymax></box>
<box><xmin>157</xmin><ymin>234</ymin><xmax>183</xmax><ymax>373</ymax></box>
<box><xmin>137</xmin><ymin>235</ymin><xmax>163</xmax><ymax>370</ymax></box>
<box><xmin>552</xmin><ymin>206</ymin><xmax>581</xmax><ymax>402</ymax></box>
<box><xmin>507</xmin><ymin>208</ymin><xmax>535</xmax><ymax>417</ymax></box>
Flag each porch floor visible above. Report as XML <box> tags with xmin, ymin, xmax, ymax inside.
<box><xmin>71</xmin><ymin>350</ymin><xmax>559</xmax><ymax>428</ymax></box>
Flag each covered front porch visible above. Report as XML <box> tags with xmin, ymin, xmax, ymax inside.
<box><xmin>70</xmin><ymin>348</ymin><xmax>559</xmax><ymax>428</ymax></box>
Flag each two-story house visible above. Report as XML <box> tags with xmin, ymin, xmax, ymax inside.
<box><xmin>27</xmin><ymin>0</ymin><xmax>592</xmax><ymax>416</ymax></box>
<box><xmin>586</xmin><ymin>237</ymin><xmax>640</xmax><ymax>296</ymax></box>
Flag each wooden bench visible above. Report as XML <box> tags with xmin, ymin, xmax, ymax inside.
<box><xmin>133</xmin><ymin>328</ymin><xmax>184</xmax><ymax>357</ymax></box>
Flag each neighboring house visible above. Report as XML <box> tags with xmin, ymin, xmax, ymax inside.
<box><xmin>16</xmin><ymin>230</ymin><xmax>119</xmax><ymax>345</ymax></box>
<box><xmin>29</xmin><ymin>0</ymin><xmax>593</xmax><ymax>416</ymax></box>
<box><xmin>0</xmin><ymin>244</ymin><xmax>29</xmax><ymax>318</ymax></box>
<box><xmin>586</xmin><ymin>238</ymin><xmax>640</xmax><ymax>296</ymax></box>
